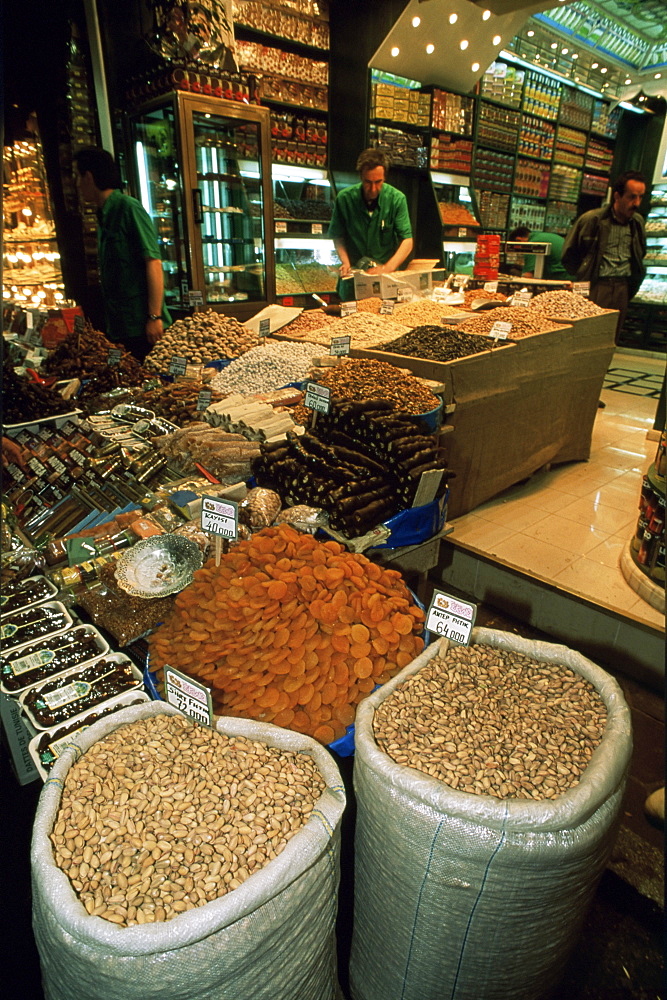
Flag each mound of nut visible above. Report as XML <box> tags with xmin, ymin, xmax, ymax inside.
<box><xmin>529</xmin><ymin>290</ymin><xmax>607</xmax><ymax>320</ymax></box>
<box><xmin>373</xmin><ymin>644</ymin><xmax>607</xmax><ymax>800</ymax></box>
<box><xmin>453</xmin><ymin>306</ymin><xmax>566</xmax><ymax>339</ymax></box>
<box><xmin>144</xmin><ymin>311</ymin><xmax>258</xmax><ymax>369</ymax></box>
<box><xmin>50</xmin><ymin>713</ymin><xmax>326</xmax><ymax>926</ymax></box>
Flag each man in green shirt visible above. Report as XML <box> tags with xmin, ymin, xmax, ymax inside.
<box><xmin>74</xmin><ymin>148</ymin><xmax>170</xmax><ymax>361</ymax></box>
<box><xmin>508</xmin><ymin>226</ymin><xmax>568</xmax><ymax>279</ymax></box>
<box><xmin>328</xmin><ymin>148</ymin><xmax>413</xmax><ymax>300</ymax></box>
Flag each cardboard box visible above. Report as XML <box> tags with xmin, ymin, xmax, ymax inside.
<box><xmin>353</xmin><ymin>269</ymin><xmax>434</xmax><ymax>300</ymax></box>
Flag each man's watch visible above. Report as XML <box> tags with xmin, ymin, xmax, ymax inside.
<box><xmin>147</xmin><ymin>313</ymin><xmax>162</xmax><ymax>321</ymax></box>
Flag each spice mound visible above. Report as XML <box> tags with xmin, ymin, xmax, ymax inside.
<box><xmin>50</xmin><ymin>713</ymin><xmax>325</xmax><ymax>925</ymax></box>
<box><xmin>149</xmin><ymin>524</ymin><xmax>425</xmax><ymax>743</ymax></box>
<box><xmin>374</xmin><ymin>644</ymin><xmax>607</xmax><ymax>800</ymax></box>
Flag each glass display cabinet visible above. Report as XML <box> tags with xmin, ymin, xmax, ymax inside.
<box><xmin>126</xmin><ymin>93</ymin><xmax>275</xmax><ymax>317</ymax></box>
<box><xmin>430</xmin><ymin>173</ymin><xmax>480</xmax><ymax>275</ymax></box>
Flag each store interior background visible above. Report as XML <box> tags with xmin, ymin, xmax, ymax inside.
<box><xmin>3</xmin><ymin>2</ymin><xmax>665</xmax><ymax>999</ymax></box>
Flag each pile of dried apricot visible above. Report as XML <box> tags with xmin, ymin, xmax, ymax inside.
<box><xmin>149</xmin><ymin>523</ymin><xmax>425</xmax><ymax>744</ymax></box>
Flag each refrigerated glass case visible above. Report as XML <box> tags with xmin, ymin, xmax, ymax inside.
<box><xmin>126</xmin><ymin>93</ymin><xmax>275</xmax><ymax>317</ymax></box>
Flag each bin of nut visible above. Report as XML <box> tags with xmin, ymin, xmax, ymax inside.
<box><xmin>349</xmin><ymin>630</ymin><xmax>632</xmax><ymax>1000</ymax></box>
<box><xmin>31</xmin><ymin>703</ymin><xmax>345</xmax><ymax>1000</ymax></box>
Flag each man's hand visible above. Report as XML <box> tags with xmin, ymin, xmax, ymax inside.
<box><xmin>365</xmin><ymin>263</ymin><xmax>387</xmax><ymax>275</ymax></box>
<box><xmin>146</xmin><ymin>317</ymin><xmax>164</xmax><ymax>345</ymax></box>
<box><xmin>339</xmin><ymin>262</ymin><xmax>352</xmax><ymax>277</ymax></box>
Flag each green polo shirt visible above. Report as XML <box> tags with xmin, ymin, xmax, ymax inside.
<box><xmin>522</xmin><ymin>231</ymin><xmax>568</xmax><ymax>279</ymax></box>
<box><xmin>97</xmin><ymin>189</ymin><xmax>170</xmax><ymax>341</ymax></box>
<box><xmin>328</xmin><ymin>182</ymin><xmax>412</xmax><ymax>299</ymax></box>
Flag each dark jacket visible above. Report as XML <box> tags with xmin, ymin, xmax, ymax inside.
<box><xmin>561</xmin><ymin>203</ymin><xmax>646</xmax><ymax>299</ymax></box>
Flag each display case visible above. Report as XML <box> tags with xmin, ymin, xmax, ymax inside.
<box><xmin>428</xmin><ymin>174</ymin><xmax>479</xmax><ymax>273</ymax></box>
<box><xmin>126</xmin><ymin>93</ymin><xmax>275</xmax><ymax>317</ymax></box>
<box><xmin>271</xmin><ymin>163</ymin><xmax>339</xmax><ymax>300</ymax></box>
<box><xmin>3</xmin><ymin>136</ymin><xmax>69</xmax><ymax>310</ymax></box>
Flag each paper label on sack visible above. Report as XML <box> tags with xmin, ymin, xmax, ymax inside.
<box><xmin>304</xmin><ymin>382</ymin><xmax>331</xmax><ymax>414</ymax></box>
<box><xmin>412</xmin><ymin>468</ymin><xmax>444</xmax><ymax>508</ymax></box>
<box><xmin>380</xmin><ymin>299</ymin><xmax>395</xmax><ymax>314</ymax></box>
<box><xmin>330</xmin><ymin>335</ymin><xmax>351</xmax><ymax>356</ymax></box>
<box><xmin>489</xmin><ymin>321</ymin><xmax>512</xmax><ymax>340</ymax></box>
<box><xmin>164</xmin><ymin>665</ymin><xmax>213</xmax><ymax>728</ymax></box>
<box><xmin>201</xmin><ymin>496</ymin><xmax>238</xmax><ymax>539</ymax></box>
<box><xmin>340</xmin><ymin>301</ymin><xmax>357</xmax><ymax>317</ymax></box>
<box><xmin>483</xmin><ymin>281</ymin><xmax>498</xmax><ymax>292</ymax></box>
<box><xmin>426</xmin><ymin>589</ymin><xmax>477</xmax><ymax>645</ymax></box>
<box><xmin>573</xmin><ymin>282</ymin><xmax>590</xmax><ymax>296</ymax></box>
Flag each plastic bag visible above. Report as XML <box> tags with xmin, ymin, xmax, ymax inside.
<box><xmin>350</xmin><ymin>629</ymin><xmax>632</xmax><ymax>1000</ymax></box>
<box><xmin>32</xmin><ymin>703</ymin><xmax>346</xmax><ymax>1000</ymax></box>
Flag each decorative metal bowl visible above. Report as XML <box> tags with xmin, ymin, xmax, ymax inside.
<box><xmin>115</xmin><ymin>535</ymin><xmax>203</xmax><ymax>599</ymax></box>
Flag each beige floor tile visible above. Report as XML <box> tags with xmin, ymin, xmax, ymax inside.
<box><xmin>557</xmin><ymin>495</ymin><xmax>638</xmax><ymax>535</ymax></box>
<box><xmin>489</xmin><ymin>534</ymin><xmax>579</xmax><ymax>579</ymax></box>
<box><xmin>628</xmin><ymin>598</ymin><xmax>666</xmax><ymax>630</ymax></box>
<box><xmin>585</xmin><ymin>481</ymin><xmax>642</xmax><ymax>512</ymax></box>
<box><xmin>586</xmin><ymin>536</ymin><xmax>627</xmax><ymax>569</ymax></box>
<box><xmin>522</xmin><ymin>512</ymin><xmax>609</xmax><ymax>554</ymax></box>
<box><xmin>516</xmin><ymin>486</ymin><xmax>580</xmax><ymax>514</ymax></box>
<box><xmin>552</xmin><ymin>557</ymin><xmax>641</xmax><ymax>612</ymax></box>
<box><xmin>448</xmin><ymin>516</ymin><xmax>516</xmax><ymax>551</ymax></box>
<box><xmin>470</xmin><ymin>503</ymin><xmax>548</xmax><ymax>530</ymax></box>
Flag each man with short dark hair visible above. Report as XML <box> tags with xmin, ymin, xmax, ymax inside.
<box><xmin>74</xmin><ymin>147</ymin><xmax>170</xmax><ymax>361</ymax></box>
<box><xmin>562</xmin><ymin>170</ymin><xmax>647</xmax><ymax>342</ymax></box>
<box><xmin>328</xmin><ymin>148</ymin><xmax>413</xmax><ymax>299</ymax></box>
<box><xmin>508</xmin><ymin>225</ymin><xmax>568</xmax><ymax>279</ymax></box>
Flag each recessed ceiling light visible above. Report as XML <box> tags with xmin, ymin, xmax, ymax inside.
<box><xmin>460</xmin><ymin>39</ymin><xmax>469</xmax><ymax>50</ymax></box>
<box><xmin>482</xmin><ymin>10</ymin><xmax>491</xmax><ymax>20</ymax></box>
<box><xmin>493</xmin><ymin>35</ymin><xmax>501</xmax><ymax>45</ymax></box>
<box><xmin>600</xmin><ymin>67</ymin><xmax>607</xmax><ymax>74</ymax></box>
<box><xmin>624</xmin><ymin>78</ymin><xmax>632</xmax><ymax>84</ymax></box>
<box><xmin>426</xmin><ymin>43</ymin><xmax>435</xmax><ymax>54</ymax></box>
<box><xmin>656</xmin><ymin>73</ymin><xmax>662</xmax><ymax>79</ymax></box>
<box><xmin>449</xmin><ymin>13</ymin><xmax>458</xmax><ymax>25</ymax></box>
<box><xmin>561</xmin><ymin>48</ymin><xmax>568</xmax><ymax>55</ymax></box>
<box><xmin>550</xmin><ymin>42</ymin><xmax>558</xmax><ymax>49</ymax></box>
<box><xmin>591</xmin><ymin>62</ymin><xmax>598</xmax><ymax>69</ymax></box>
<box><xmin>527</xmin><ymin>30</ymin><xmax>534</xmax><ymax>37</ymax></box>
<box><xmin>390</xmin><ymin>46</ymin><xmax>400</xmax><ymax>57</ymax></box>
<box><xmin>412</xmin><ymin>16</ymin><xmax>421</xmax><ymax>27</ymax></box>
<box><xmin>572</xmin><ymin>53</ymin><xmax>578</xmax><ymax>59</ymax></box>
<box><xmin>472</xmin><ymin>62</ymin><xmax>480</xmax><ymax>72</ymax></box>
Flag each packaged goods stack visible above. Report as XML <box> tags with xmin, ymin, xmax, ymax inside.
<box><xmin>473</xmin><ymin>233</ymin><xmax>500</xmax><ymax>280</ymax></box>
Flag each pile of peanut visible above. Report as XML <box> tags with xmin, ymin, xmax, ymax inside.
<box><xmin>454</xmin><ymin>306</ymin><xmax>565</xmax><ymax>338</ymax></box>
<box><xmin>374</xmin><ymin>645</ymin><xmax>607</xmax><ymax>800</ymax></box>
<box><xmin>529</xmin><ymin>290</ymin><xmax>607</xmax><ymax>320</ymax></box>
<box><xmin>50</xmin><ymin>714</ymin><xmax>325</xmax><ymax>926</ymax></box>
<box><xmin>144</xmin><ymin>311</ymin><xmax>258</xmax><ymax>369</ymax></box>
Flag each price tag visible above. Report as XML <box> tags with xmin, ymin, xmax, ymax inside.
<box><xmin>380</xmin><ymin>298</ymin><xmax>395</xmax><ymax>314</ymax></box>
<box><xmin>275</xmin><ymin>221</ymin><xmax>287</xmax><ymax>233</ymax></box>
<box><xmin>107</xmin><ymin>348</ymin><xmax>123</xmax><ymax>366</ymax></box>
<box><xmin>396</xmin><ymin>286</ymin><xmax>413</xmax><ymax>302</ymax></box>
<box><xmin>512</xmin><ymin>290</ymin><xmax>532</xmax><ymax>307</ymax></box>
<box><xmin>330</xmin><ymin>334</ymin><xmax>351</xmax><ymax>356</ymax></box>
<box><xmin>169</xmin><ymin>355</ymin><xmax>188</xmax><ymax>376</ymax></box>
<box><xmin>201</xmin><ymin>496</ymin><xmax>239</xmax><ymax>540</ymax></box>
<box><xmin>483</xmin><ymin>281</ymin><xmax>498</xmax><ymax>292</ymax></box>
<box><xmin>26</xmin><ymin>311</ymin><xmax>34</xmax><ymax>330</ymax></box>
<box><xmin>311</xmin><ymin>223</ymin><xmax>323</xmax><ymax>234</ymax></box>
<box><xmin>196</xmin><ymin>388</ymin><xmax>213</xmax><ymax>411</ymax></box>
<box><xmin>489</xmin><ymin>321</ymin><xmax>512</xmax><ymax>341</ymax></box>
<box><xmin>181</xmin><ymin>280</ymin><xmax>190</xmax><ymax>297</ymax></box>
<box><xmin>304</xmin><ymin>381</ymin><xmax>331</xmax><ymax>414</ymax></box>
<box><xmin>73</xmin><ymin>315</ymin><xmax>85</xmax><ymax>334</ymax></box>
<box><xmin>412</xmin><ymin>468</ymin><xmax>444</xmax><ymax>508</ymax></box>
<box><xmin>340</xmin><ymin>301</ymin><xmax>357</xmax><ymax>317</ymax></box>
<box><xmin>458</xmin><ymin>227</ymin><xmax>467</xmax><ymax>237</ymax></box>
<box><xmin>38</xmin><ymin>427</ymin><xmax>52</xmax><ymax>442</ymax></box>
<box><xmin>164</xmin><ymin>665</ymin><xmax>214</xmax><ymax>728</ymax></box>
<box><xmin>432</xmin><ymin>287</ymin><xmax>448</xmax><ymax>302</ymax></box>
<box><xmin>453</xmin><ymin>274</ymin><xmax>468</xmax><ymax>288</ymax></box>
<box><xmin>573</xmin><ymin>281</ymin><xmax>590</xmax><ymax>296</ymax></box>
<box><xmin>425</xmin><ymin>589</ymin><xmax>477</xmax><ymax>644</ymax></box>
<box><xmin>188</xmin><ymin>290</ymin><xmax>204</xmax><ymax>307</ymax></box>
<box><xmin>259</xmin><ymin>317</ymin><xmax>271</xmax><ymax>338</ymax></box>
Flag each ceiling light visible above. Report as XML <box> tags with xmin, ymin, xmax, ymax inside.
<box><xmin>656</xmin><ymin>73</ymin><xmax>662</xmax><ymax>79</ymax></box>
<box><xmin>390</xmin><ymin>46</ymin><xmax>400</xmax><ymax>57</ymax></box>
<box><xmin>426</xmin><ymin>43</ymin><xmax>434</xmax><ymax>54</ymax></box>
<box><xmin>561</xmin><ymin>48</ymin><xmax>568</xmax><ymax>55</ymax></box>
<box><xmin>412</xmin><ymin>16</ymin><xmax>421</xmax><ymax>27</ymax></box>
<box><xmin>624</xmin><ymin>78</ymin><xmax>632</xmax><ymax>85</ymax></box>
<box><xmin>449</xmin><ymin>13</ymin><xmax>458</xmax><ymax>24</ymax></box>
<box><xmin>482</xmin><ymin>10</ymin><xmax>491</xmax><ymax>20</ymax></box>
<box><xmin>591</xmin><ymin>62</ymin><xmax>598</xmax><ymax>69</ymax></box>
<box><xmin>600</xmin><ymin>67</ymin><xmax>607</xmax><ymax>74</ymax></box>
<box><xmin>460</xmin><ymin>39</ymin><xmax>469</xmax><ymax>50</ymax></box>
<box><xmin>472</xmin><ymin>62</ymin><xmax>480</xmax><ymax>72</ymax></box>
<box><xmin>527</xmin><ymin>30</ymin><xmax>534</xmax><ymax>37</ymax></box>
<box><xmin>572</xmin><ymin>53</ymin><xmax>578</xmax><ymax>59</ymax></box>
<box><xmin>550</xmin><ymin>42</ymin><xmax>558</xmax><ymax>50</ymax></box>
<box><xmin>493</xmin><ymin>35</ymin><xmax>501</xmax><ymax>45</ymax></box>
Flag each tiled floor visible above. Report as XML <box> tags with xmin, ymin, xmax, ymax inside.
<box><xmin>447</xmin><ymin>348</ymin><xmax>665</xmax><ymax>631</ymax></box>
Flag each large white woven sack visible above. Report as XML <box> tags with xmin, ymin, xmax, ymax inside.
<box><xmin>350</xmin><ymin>628</ymin><xmax>632</xmax><ymax>1000</ymax></box>
<box><xmin>31</xmin><ymin>702</ymin><xmax>346</xmax><ymax>1000</ymax></box>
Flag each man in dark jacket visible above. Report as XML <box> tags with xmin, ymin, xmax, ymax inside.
<box><xmin>562</xmin><ymin>170</ymin><xmax>647</xmax><ymax>342</ymax></box>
